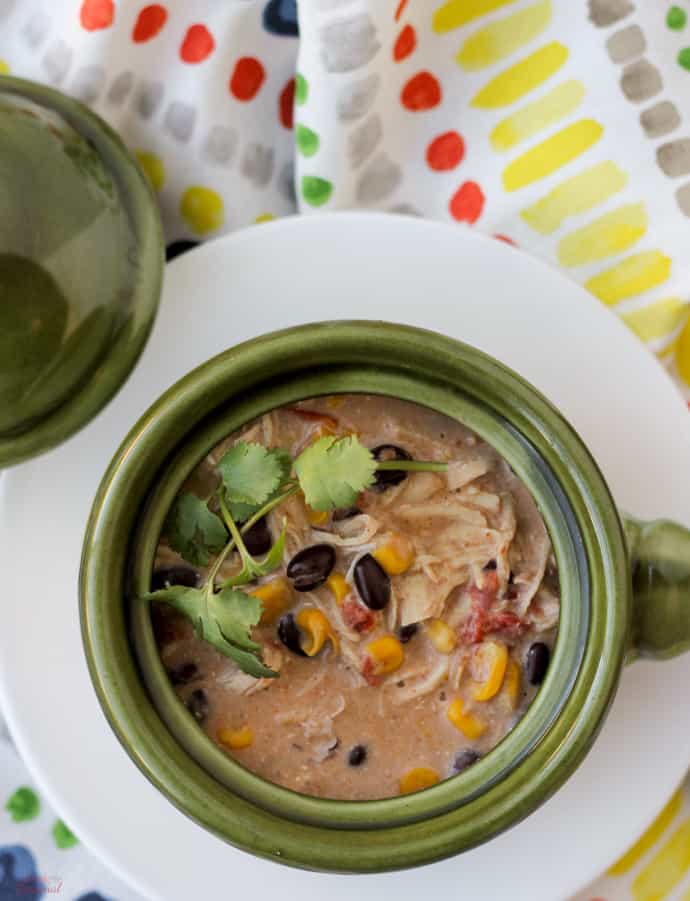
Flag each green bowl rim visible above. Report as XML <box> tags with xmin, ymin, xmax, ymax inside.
<box><xmin>80</xmin><ymin>321</ymin><xmax>630</xmax><ymax>872</ymax></box>
<box><xmin>0</xmin><ymin>74</ymin><xmax>164</xmax><ymax>467</ymax></box>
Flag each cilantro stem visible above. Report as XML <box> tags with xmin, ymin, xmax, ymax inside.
<box><xmin>376</xmin><ymin>460</ymin><xmax>448</xmax><ymax>472</ymax></box>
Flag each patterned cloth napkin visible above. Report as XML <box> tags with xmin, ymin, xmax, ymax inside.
<box><xmin>2</xmin><ymin>1</ymin><xmax>690</xmax><ymax>898</ymax></box>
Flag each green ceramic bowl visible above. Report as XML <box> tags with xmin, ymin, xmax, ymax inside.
<box><xmin>0</xmin><ymin>76</ymin><xmax>164</xmax><ymax>467</ymax></box>
<box><xmin>80</xmin><ymin>321</ymin><xmax>690</xmax><ymax>872</ymax></box>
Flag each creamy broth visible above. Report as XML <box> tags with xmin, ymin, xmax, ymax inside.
<box><xmin>151</xmin><ymin>395</ymin><xmax>560</xmax><ymax>800</ymax></box>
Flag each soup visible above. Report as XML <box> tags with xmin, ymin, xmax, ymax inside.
<box><xmin>148</xmin><ymin>395</ymin><xmax>559</xmax><ymax>800</ymax></box>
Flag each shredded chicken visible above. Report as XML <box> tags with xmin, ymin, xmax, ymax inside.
<box><xmin>311</xmin><ymin>513</ymin><xmax>380</xmax><ymax>547</ymax></box>
<box><xmin>390</xmin><ymin>656</ymin><xmax>449</xmax><ymax>705</ymax></box>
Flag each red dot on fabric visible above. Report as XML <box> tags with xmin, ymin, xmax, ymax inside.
<box><xmin>450</xmin><ymin>181</ymin><xmax>485</xmax><ymax>224</ymax></box>
<box><xmin>180</xmin><ymin>24</ymin><xmax>215</xmax><ymax>63</ymax></box>
<box><xmin>132</xmin><ymin>4</ymin><xmax>167</xmax><ymax>42</ymax></box>
<box><xmin>80</xmin><ymin>0</ymin><xmax>114</xmax><ymax>31</ymax></box>
<box><xmin>426</xmin><ymin>131</ymin><xmax>465</xmax><ymax>171</ymax></box>
<box><xmin>394</xmin><ymin>0</ymin><xmax>408</xmax><ymax>22</ymax></box>
<box><xmin>279</xmin><ymin>78</ymin><xmax>296</xmax><ymax>129</ymax></box>
<box><xmin>494</xmin><ymin>233</ymin><xmax>517</xmax><ymax>246</ymax></box>
<box><xmin>393</xmin><ymin>24</ymin><xmax>416</xmax><ymax>61</ymax></box>
<box><xmin>401</xmin><ymin>71</ymin><xmax>442</xmax><ymax>111</ymax></box>
<box><xmin>229</xmin><ymin>57</ymin><xmax>266</xmax><ymax>101</ymax></box>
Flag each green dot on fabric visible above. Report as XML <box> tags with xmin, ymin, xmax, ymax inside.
<box><xmin>52</xmin><ymin>818</ymin><xmax>79</xmax><ymax>849</ymax></box>
<box><xmin>678</xmin><ymin>46</ymin><xmax>690</xmax><ymax>69</ymax></box>
<box><xmin>296</xmin><ymin>124</ymin><xmax>320</xmax><ymax>158</ymax></box>
<box><xmin>301</xmin><ymin>176</ymin><xmax>333</xmax><ymax>208</ymax></box>
<box><xmin>5</xmin><ymin>786</ymin><xmax>40</xmax><ymax>823</ymax></box>
<box><xmin>667</xmin><ymin>6</ymin><xmax>687</xmax><ymax>29</ymax></box>
<box><xmin>295</xmin><ymin>72</ymin><xmax>308</xmax><ymax>106</ymax></box>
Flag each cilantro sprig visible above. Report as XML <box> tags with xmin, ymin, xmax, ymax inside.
<box><xmin>143</xmin><ymin>432</ymin><xmax>446</xmax><ymax>678</ymax></box>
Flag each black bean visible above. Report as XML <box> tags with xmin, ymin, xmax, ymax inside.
<box><xmin>348</xmin><ymin>744</ymin><xmax>367</xmax><ymax>766</ymax></box>
<box><xmin>287</xmin><ymin>544</ymin><xmax>336</xmax><ymax>591</ymax></box>
<box><xmin>186</xmin><ymin>689</ymin><xmax>208</xmax><ymax>724</ymax></box>
<box><xmin>168</xmin><ymin>662</ymin><xmax>199</xmax><ymax>685</ymax></box>
<box><xmin>483</xmin><ymin>559</ymin><xmax>497</xmax><ymax>571</ymax></box>
<box><xmin>242</xmin><ymin>516</ymin><xmax>272</xmax><ymax>557</ymax></box>
<box><xmin>277</xmin><ymin>613</ymin><xmax>307</xmax><ymax>656</ymax></box>
<box><xmin>453</xmin><ymin>750</ymin><xmax>481</xmax><ymax>773</ymax></box>
<box><xmin>353</xmin><ymin>554</ymin><xmax>390</xmax><ymax>610</ymax></box>
<box><xmin>526</xmin><ymin>642</ymin><xmax>550</xmax><ymax>685</ymax></box>
<box><xmin>150</xmin><ymin>566</ymin><xmax>199</xmax><ymax>592</ymax></box>
<box><xmin>399</xmin><ymin>623</ymin><xmax>419</xmax><ymax>643</ymax></box>
<box><xmin>508</xmin><ymin>571</ymin><xmax>515</xmax><ymax>584</ymax></box>
<box><xmin>332</xmin><ymin>506</ymin><xmax>361</xmax><ymax>521</ymax></box>
<box><xmin>371</xmin><ymin>444</ymin><xmax>412</xmax><ymax>492</ymax></box>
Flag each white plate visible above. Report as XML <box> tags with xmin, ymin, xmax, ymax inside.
<box><xmin>2</xmin><ymin>214</ymin><xmax>690</xmax><ymax>901</ymax></box>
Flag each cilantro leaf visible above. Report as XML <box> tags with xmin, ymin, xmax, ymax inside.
<box><xmin>222</xmin><ymin>518</ymin><xmax>288</xmax><ymax>587</ymax></box>
<box><xmin>217</xmin><ymin>442</ymin><xmax>290</xmax><ymax>508</ymax></box>
<box><xmin>146</xmin><ymin>585</ymin><xmax>277</xmax><ymax>678</ymax></box>
<box><xmin>294</xmin><ymin>435</ymin><xmax>377</xmax><ymax>511</ymax></box>
<box><xmin>163</xmin><ymin>492</ymin><xmax>227</xmax><ymax>566</ymax></box>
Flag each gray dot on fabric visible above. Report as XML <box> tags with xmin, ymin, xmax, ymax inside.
<box><xmin>41</xmin><ymin>40</ymin><xmax>72</xmax><ymax>85</ymax></box>
<box><xmin>106</xmin><ymin>71</ymin><xmax>134</xmax><ymax>106</ymax></box>
<box><xmin>336</xmin><ymin>73</ymin><xmax>381</xmax><ymax>122</ymax></box>
<box><xmin>389</xmin><ymin>203</ymin><xmax>421</xmax><ymax>217</ymax></box>
<box><xmin>134</xmin><ymin>81</ymin><xmax>163</xmax><ymax>119</ymax></box>
<box><xmin>70</xmin><ymin>65</ymin><xmax>105</xmax><ymax>105</ymax></box>
<box><xmin>22</xmin><ymin>12</ymin><xmax>50</xmax><ymax>49</ymax></box>
<box><xmin>320</xmin><ymin>13</ymin><xmax>381</xmax><ymax>73</ymax></box>
<box><xmin>348</xmin><ymin>113</ymin><xmax>382</xmax><ymax>169</ymax></box>
<box><xmin>241</xmin><ymin>142</ymin><xmax>275</xmax><ymax>188</ymax></box>
<box><xmin>620</xmin><ymin>59</ymin><xmax>662</xmax><ymax>103</ymax></box>
<box><xmin>356</xmin><ymin>153</ymin><xmax>402</xmax><ymax>205</ymax></box>
<box><xmin>676</xmin><ymin>182</ymin><xmax>690</xmax><ymax>217</ymax></box>
<box><xmin>0</xmin><ymin>0</ymin><xmax>16</xmax><ymax>22</ymax></box>
<box><xmin>202</xmin><ymin>125</ymin><xmax>237</xmax><ymax>166</ymax></box>
<box><xmin>278</xmin><ymin>160</ymin><xmax>296</xmax><ymax>203</ymax></box>
<box><xmin>657</xmin><ymin>139</ymin><xmax>690</xmax><ymax>178</ymax></box>
<box><xmin>163</xmin><ymin>101</ymin><xmax>196</xmax><ymax>143</ymax></box>
<box><xmin>640</xmin><ymin>101</ymin><xmax>681</xmax><ymax>138</ymax></box>
<box><xmin>606</xmin><ymin>25</ymin><xmax>645</xmax><ymax>64</ymax></box>
<box><xmin>588</xmin><ymin>0</ymin><xmax>633</xmax><ymax>27</ymax></box>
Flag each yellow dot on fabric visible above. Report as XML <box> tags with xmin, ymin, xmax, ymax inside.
<box><xmin>471</xmin><ymin>41</ymin><xmax>568</xmax><ymax>109</ymax></box>
<box><xmin>180</xmin><ymin>186</ymin><xmax>224</xmax><ymax>235</ymax></box>
<box><xmin>255</xmin><ymin>213</ymin><xmax>275</xmax><ymax>223</ymax></box>
<box><xmin>0</xmin><ymin>59</ymin><xmax>10</xmax><ymax>74</ymax></box>
<box><xmin>676</xmin><ymin>317</ymin><xmax>690</xmax><ymax>387</ymax></box>
<box><xmin>433</xmin><ymin>0</ymin><xmax>517</xmax><ymax>33</ymax></box>
<box><xmin>490</xmin><ymin>80</ymin><xmax>585</xmax><ymax>151</ymax></box>
<box><xmin>586</xmin><ymin>251</ymin><xmax>671</xmax><ymax>306</ymax></box>
<box><xmin>632</xmin><ymin>817</ymin><xmax>690</xmax><ymax>901</ymax></box>
<box><xmin>608</xmin><ymin>789</ymin><xmax>682</xmax><ymax>875</ymax></box>
<box><xmin>622</xmin><ymin>297</ymin><xmax>688</xmax><ymax>342</ymax></box>
<box><xmin>558</xmin><ymin>202</ymin><xmax>647</xmax><ymax>267</ymax></box>
<box><xmin>456</xmin><ymin>0</ymin><xmax>551</xmax><ymax>71</ymax></box>
<box><xmin>502</xmin><ymin>119</ymin><xmax>603</xmax><ymax>192</ymax></box>
<box><xmin>135</xmin><ymin>150</ymin><xmax>165</xmax><ymax>191</ymax></box>
<box><xmin>521</xmin><ymin>161</ymin><xmax>628</xmax><ymax>234</ymax></box>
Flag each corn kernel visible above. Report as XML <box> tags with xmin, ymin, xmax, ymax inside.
<box><xmin>502</xmin><ymin>659</ymin><xmax>521</xmax><ymax>710</ymax></box>
<box><xmin>425</xmin><ymin>618</ymin><xmax>457</xmax><ymax>654</ymax></box>
<box><xmin>471</xmin><ymin>640</ymin><xmax>508</xmax><ymax>702</ymax></box>
<box><xmin>252</xmin><ymin>577</ymin><xmax>292</xmax><ymax>625</ymax></box>
<box><xmin>447</xmin><ymin>698</ymin><xmax>486</xmax><ymax>739</ymax></box>
<box><xmin>373</xmin><ymin>533</ymin><xmax>416</xmax><ymax>575</ymax></box>
<box><xmin>295</xmin><ymin>607</ymin><xmax>339</xmax><ymax>656</ymax></box>
<box><xmin>218</xmin><ymin>725</ymin><xmax>254</xmax><ymax>750</ymax></box>
<box><xmin>305</xmin><ymin>504</ymin><xmax>329</xmax><ymax>526</ymax></box>
<box><xmin>365</xmin><ymin>634</ymin><xmax>405</xmax><ymax>675</ymax></box>
<box><xmin>327</xmin><ymin>572</ymin><xmax>349</xmax><ymax>605</ymax></box>
<box><xmin>399</xmin><ymin>767</ymin><xmax>440</xmax><ymax>795</ymax></box>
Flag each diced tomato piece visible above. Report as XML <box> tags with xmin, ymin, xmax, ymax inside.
<box><xmin>288</xmin><ymin>407</ymin><xmax>339</xmax><ymax>430</ymax></box>
<box><xmin>361</xmin><ymin>655</ymin><xmax>382</xmax><ymax>687</ymax></box>
<box><xmin>460</xmin><ymin>572</ymin><xmax>526</xmax><ymax>643</ymax></box>
<box><xmin>342</xmin><ymin>595</ymin><xmax>376</xmax><ymax>633</ymax></box>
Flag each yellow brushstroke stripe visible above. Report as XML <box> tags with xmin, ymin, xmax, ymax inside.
<box><xmin>609</xmin><ymin>789</ymin><xmax>683</xmax><ymax>875</ymax></box>
<box><xmin>677</xmin><ymin>317</ymin><xmax>690</xmax><ymax>387</ymax></box>
<box><xmin>456</xmin><ymin>0</ymin><xmax>551</xmax><ymax>71</ymax></box>
<box><xmin>586</xmin><ymin>251</ymin><xmax>671</xmax><ymax>306</ymax></box>
<box><xmin>558</xmin><ymin>203</ymin><xmax>647</xmax><ymax>267</ymax></box>
<box><xmin>521</xmin><ymin>162</ymin><xmax>628</xmax><ymax>234</ymax></box>
<box><xmin>622</xmin><ymin>298</ymin><xmax>688</xmax><ymax>342</ymax></box>
<box><xmin>0</xmin><ymin>60</ymin><xmax>9</xmax><ymax>74</ymax></box>
<box><xmin>632</xmin><ymin>817</ymin><xmax>690</xmax><ymax>901</ymax></box>
<box><xmin>433</xmin><ymin>0</ymin><xmax>518</xmax><ymax>33</ymax></box>
<box><xmin>471</xmin><ymin>42</ymin><xmax>568</xmax><ymax>109</ymax></box>
<box><xmin>503</xmin><ymin>119</ymin><xmax>603</xmax><ymax>192</ymax></box>
<box><xmin>657</xmin><ymin>338</ymin><xmax>678</xmax><ymax>361</ymax></box>
<box><xmin>491</xmin><ymin>80</ymin><xmax>585</xmax><ymax>151</ymax></box>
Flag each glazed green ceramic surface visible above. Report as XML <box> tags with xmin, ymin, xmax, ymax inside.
<box><xmin>0</xmin><ymin>76</ymin><xmax>163</xmax><ymax>466</ymax></box>
<box><xmin>81</xmin><ymin>322</ymin><xmax>630</xmax><ymax>872</ymax></box>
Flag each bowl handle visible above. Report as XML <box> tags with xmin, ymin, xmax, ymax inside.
<box><xmin>625</xmin><ymin>516</ymin><xmax>690</xmax><ymax>660</ymax></box>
